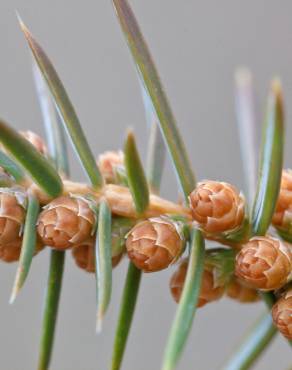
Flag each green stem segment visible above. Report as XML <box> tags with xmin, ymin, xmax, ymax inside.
<box><xmin>161</xmin><ymin>229</ymin><xmax>205</xmax><ymax>370</ymax></box>
<box><xmin>110</xmin><ymin>263</ymin><xmax>142</xmax><ymax>370</ymax></box>
<box><xmin>222</xmin><ymin>313</ymin><xmax>277</xmax><ymax>370</ymax></box>
<box><xmin>38</xmin><ymin>250</ymin><xmax>65</xmax><ymax>370</ymax></box>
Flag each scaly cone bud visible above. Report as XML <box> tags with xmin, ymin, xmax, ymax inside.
<box><xmin>126</xmin><ymin>216</ymin><xmax>185</xmax><ymax>272</ymax></box>
<box><xmin>0</xmin><ymin>188</ymin><xmax>26</xmax><ymax>245</ymax></box>
<box><xmin>189</xmin><ymin>180</ymin><xmax>245</xmax><ymax>235</ymax></box>
<box><xmin>226</xmin><ymin>277</ymin><xmax>259</xmax><ymax>303</ymax></box>
<box><xmin>0</xmin><ymin>238</ymin><xmax>44</xmax><ymax>263</ymax></box>
<box><xmin>97</xmin><ymin>151</ymin><xmax>125</xmax><ymax>184</ymax></box>
<box><xmin>272</xmin><ymin>169</ymin><xmax>292</xmax><ymax>235</ymax></box>
<box><xmin>19</xmin><ymin>130</ymin><xmax>48</xmax><ymax>155</ymax></box>
<box><xmin>37</xmin><ymin>195</ymin><xmax>96</xmax><ymax>250</ymax></box>
<box><xmin>170</xmin><ymin>257</ymin><xmax>225</xmax><ymax>308</ymax></box>
<box><xmin>272</xmin><ymin>289</ymin><xmax>292</xmax><ymax>339</ymax></box>
<box><xmin>71</xmin><ymin>238</ymin><xmax>124</xmax><ymax>273</ymax></box>
<box><xmin>235</xmin><ymin>236</ymin><xmax>292</xmax><ymax>291</ymax></box>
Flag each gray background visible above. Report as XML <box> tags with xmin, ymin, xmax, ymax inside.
<box><xmin>0</xmin><ymin>1</ymin><xmax>291</xmax><ymax>369</ymax></box>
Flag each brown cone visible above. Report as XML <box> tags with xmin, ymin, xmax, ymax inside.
<box><xmin>235</xmin><ymin>236</ymin><xmax>292</xmax><ymax>291</ymax></box>
<box><xmin>0</xmin><ymin>238</ymin><xmax>44</xmax><ymax>263</ymax></box>
<box><xmin>272</xmin><ymin>289</ymin><xmax>292</xmax><ymax>339</ymax></box>
<box><xmin>226</xmin><ymin>277</ymin><xmax>259</xmax><ymax>303</ymax></box>
<box><xmin>72</xmin><ymin>239</ymin><xmax>123</xmax><ymax>273</ymax></box>
<box><xmin>0</xmin><ymin>189</ymin><xmax>26</xmax><ymax>245</ymax></box>
<box><xmin>272</xmin><ymin>169</ymin><xmax>292</xmax><ymax>233</ymax></box>
<box><xmin>126</xmin><ymin>217</ymin><xmax>185</xmax><ymax>273</ymax></box>
<box><xmin>189</xmin><ymin>180</ymin><xmax>245</xmax><ymax>234</ymax></box>
<box><xmin>20</xmin><ymin>130</ymin><xmax>48</xmax><ymax>155</ymax></box>
<box><xmin>170</xmin><ymin>258</ymin><xmax>225</xmax><ymax>308</ymax></box>
<box><xmin>37</xmin><ymin>195</ymin><xmax>96</xmax><ymax>250</ymax></box>
<box><xmin>97</xmin><ymin>151</ymin><xmax>124</xmax><ymax>183</ymax></box>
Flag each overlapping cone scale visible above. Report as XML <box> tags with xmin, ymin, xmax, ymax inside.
<box><xmin>170</xmin><ymin>258</ymin><xmax>225</xmax><ymax>308</ymax></box>
<box><xmin>235</xmin><ymin>236</ymin><xmax>292</xmax><ymax>291</ymax></box>
<box><xmin>0</xmin><ymin>189</ymin><xmax>26</xmax><ymax>245</ymax></box>
<box><xmin>272</xmin><ymin>289</ymin><xmax>292</xmax><ymax>339</ymax></box>
<box><xmin>189</xmin><ymin>180</ymin><xmax>245</xmax><ymax>235</ymax></box>
<box><xmin>272</xmin><ymin>169</ymin><xmax>292</xmax><ymax>234</ymax></box>
<box><xmin>126</xmin><ymin>217</ymin><xmax>185</xmax><ymax>272</ymax></box>
<box><xmin>37</xmin><ymin>195</ymin><xmax>96</xmax><ymax>250</ymax></box>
